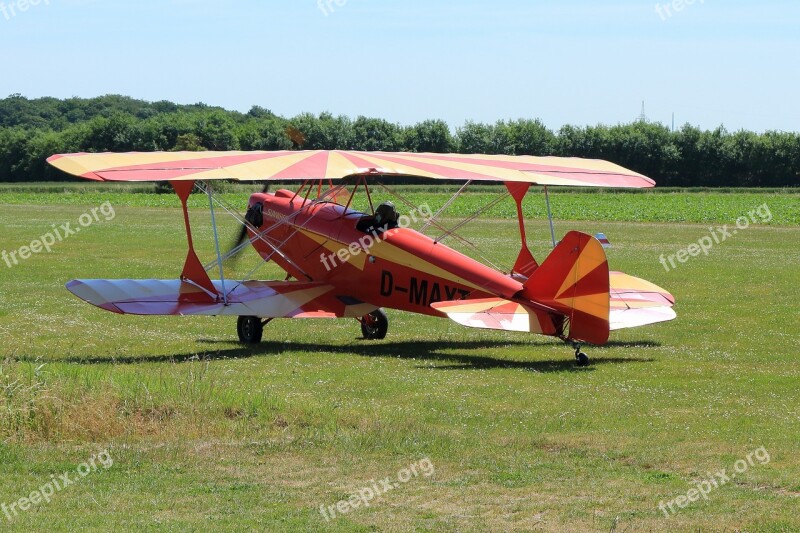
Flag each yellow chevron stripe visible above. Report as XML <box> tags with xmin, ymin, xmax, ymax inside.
<box><xmin>555</xmin><ymin>291</ymin><xmax>609</xmax><ymax>318</ymax></box>
<box><xmin>299</xmin><ymin>229</ymin><xmax>369</xmax><ymax>271</ymax></box>
<box><xmin>185</xmin><ymin>151</ymin><xmax>316</xmax><ymax>180</ymax></box>
<box><xmin>354</xmin><ymin>153</ymin><xmax>524</xmax><ymax>181</ymax></box>
<box><xmin>367</xmin><ymin>238</ymin><xmax>485</xmax><ymax>290</ymax></box>
<box><xmin>298</xmin><ymin>228</ymin><xmax>485</xmax><ymax>291</ymax></box>
<box><xmin>555</xmin><ymin>244</ymin><xmax>606</xmax><ymax>299</ymax></box>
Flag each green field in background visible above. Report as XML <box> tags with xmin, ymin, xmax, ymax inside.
<box><xmin>0</xmin><ymin>185</ymin><xmax>798</xmax><ymax>225</ymax></box>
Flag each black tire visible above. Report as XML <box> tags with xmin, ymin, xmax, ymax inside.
<box><xmin>360</xmin><ymin>309</ymin><xmax>388</xmax><ymax>340</ymax></box>
<box><xmin>576</xmin><ymin>352</ymin><xmax>590</xmax><ymax>367</ymax></box>
<box><xmin>237</xmin><ymin>316</ymin><xmax>263</xmax><ymax>344</ymax></box>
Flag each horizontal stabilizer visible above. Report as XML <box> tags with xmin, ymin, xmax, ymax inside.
<box><xmin>66</xmin><ymin>279</ymin><xmax>377</xmax><ymax>318</ymax></box>
<box><xmin>610</xmin><ymin>307</ymin><xmax>676</xmax><ymax>330</ymax></box>
<box><xmin>431</xmin><ymin>298</ymin><xmax>557</xmax><ymax>335</ymax></box>
<box><xmin>609</xmin><ymin>271</ymin><xmax>676</xmax><ymax>330</ymax></box>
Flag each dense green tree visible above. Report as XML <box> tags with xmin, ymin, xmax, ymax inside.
<box><xmin>80</xmin><ymin>112</ymin><xmax>143</xmax><ymax>151</ymax></box>
<box><xmin>1</xmin><ymin>95</ymin><xmax>799</xmax><ymax>185</ymax></box>
<box><xmin>673</xmin><ymin>125</ymin><xmax>732</xmax><ymax>187</ymax></box>
<box><xmin>23</xmin><ymin>129</ymin><xmax>67</xmax><ymax>181</ymax></box>
<box><xmin>402</xmin><ymin>119</ymin><xmax>454</xmax><ymax>153</ymax></box>
<box><xmin>146</xmin><ymin>112</ymin><xmax>200</xmax><ymax>150</ymax></box>
<box><xmin>0</xmin><ymin>94</ymin><xmax>58</xmax><ymax>129</ymax></box>
<box><xmin>457</xmin><ymin>122</ymin><xmax>506</xmax><ymax>154</ymax></box>
<box><xmin>172</xmin><ymin>133</ymin><xmax>205</xmax><ymax>152</ymax></box>
<box><xmin>605</xmin><ymin>122</ymin><xmax>681</xmax><ymax>183</ymax></box>
<box><xmin>237</xmin><ymin>118</ymin><xmax>293</xmax><ymax>151</ymax></box>
<box><xmin>455</xmin><ymin>119</ymin><xmax>555</xmax><ymax>155</ymax></box>
<box><xmin>748</xmin><ymin>131</ymin><xmax>800</xmax><ymax>187</ymax></box>
<box><xmin>247</xmin><ymin>105</ymin><xmax>275</xmax><ymax>119</ymax></box>
<box><xmin>503</xmin><ymin>119</ymin><xmax>556</xmax><ymax>156</ymax></box>
<box><xmin>0</xmin><ymin>127</ymin><xmax>30</xmax><ymax>181</ymax></box>
<box><xmin>288</xmin><ymin>112</ymin><xmax>353</xmax><ymax>150</ymax></box>
<box><xmin>553</xmin><ymin>124</ymin><xmax>613</xmax><ymax>159</ymax></box>
<box><xmin>351</xmin><ymin>117</ymin><xmax>402</xmax><ymax>151</ymax></box>
<box><xmin>195</xmin><ymin>110</ymin><xmax>240</xmax><ymax>151</ymax></box>
<box><xmin>723</xmin><ymin>130</ymin><xmax>759</xmax><ymax>187</ymax></box>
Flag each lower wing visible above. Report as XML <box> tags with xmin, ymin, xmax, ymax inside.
<box><xmin>66</xmin><ymin>279</ymin><xmax>378</xmax><ymax>318</ymax></box>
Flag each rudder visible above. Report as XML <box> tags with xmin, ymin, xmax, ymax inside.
<box><xmin>521</xmin><ymin>231</ymin><xmax>610</xmax><ymax>345</ymax></box>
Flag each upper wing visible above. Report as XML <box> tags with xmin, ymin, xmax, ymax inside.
<box><xmin>47</xmin><ymin>150</ymin><xmax>654</xmax><ymax>188</ymax></box>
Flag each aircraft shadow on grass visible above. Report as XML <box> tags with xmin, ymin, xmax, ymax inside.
<box><xmin>39</xmin><ymin>338</ymin><xmax>659</xmax><ymax>373</ymax></box>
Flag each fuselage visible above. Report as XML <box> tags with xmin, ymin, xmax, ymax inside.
<box><xmin>247</xmin><ymin>190</ymin><xmax>524</xmax><ymax>317</ymax></box>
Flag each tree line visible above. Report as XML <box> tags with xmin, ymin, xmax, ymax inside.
<box><xmin>1</xmin><ymin>94</ymin><xmax>798</xmax><ymax>186</ymax></box>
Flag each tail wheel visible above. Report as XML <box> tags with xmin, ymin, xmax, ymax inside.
<box><xmin>573</xmin><ymin>343</ymin><xmax>590</xmax><ymax>367</ymax></box>
<box><xmin>237</xmin><ymin>316</ymin><xmax>264</xmax><ymax>344</ymax></box>
<box><xmin>360</xmin><ymin>309</ymin><xmax>388</xmax><ymax>340</ymax></box>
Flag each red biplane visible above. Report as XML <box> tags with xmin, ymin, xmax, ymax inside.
<box><xmin>48</xmin><ymin>150</ymin><xmax>676</xmax><ymax>366</ymax></box>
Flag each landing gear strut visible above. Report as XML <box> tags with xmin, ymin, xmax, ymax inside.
<box><xmin>573</xmin><ymin>343</ymin><xmax>590</xmax><ymax>367</ymax></box>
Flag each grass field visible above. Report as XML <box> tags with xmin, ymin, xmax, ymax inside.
<box><xmin>1</xmin><ymin>187</ymin><xmax>799</xmax><ymax>531</ymax></box>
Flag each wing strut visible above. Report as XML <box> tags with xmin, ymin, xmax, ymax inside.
<box><xmin>505</xmin><ymin>182</ymin><xmax>539</xmax><ymax>278</ymax></box>
<box><xmin>171</xmin><ymin>181</ymin><xmax>220</xmax><ymax>298</ymax></box>
<box><xmin>544</xmin><ymin>186</ymin><xmax>557</xmax><ymax>249</ymax></box>
<box><xmin>206</xmin><ymin>183</ymin><xmax>229</xmax><ymax>305</ymax></box>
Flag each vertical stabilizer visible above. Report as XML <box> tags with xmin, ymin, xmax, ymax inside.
<box><xmin>522</xmin><ymin>231</ymin><xmax>610</xmax><ymax>345</ymax></box>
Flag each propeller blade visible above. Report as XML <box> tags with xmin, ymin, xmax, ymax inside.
<box><xmin>225</xmin><ymin>182</ymin><xmax>270</xmax><ymax>263</ymax></box>
<box><xmin>230</xmin><ymin>225</ymin><xmax>249</xmax><ymax>255</ymax></box>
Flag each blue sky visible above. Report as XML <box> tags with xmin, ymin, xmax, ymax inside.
<box><xmin>1</xmin><ymin>0</ymin><xmax>798</xmax><ymax>132</ymax></box>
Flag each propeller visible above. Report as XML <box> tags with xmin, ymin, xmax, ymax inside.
<box><xmin>226</xmin><ymin>182</ymin><xmax>270</xmax><ymax>264</ymax></box>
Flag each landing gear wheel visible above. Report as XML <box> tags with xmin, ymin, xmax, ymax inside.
<box><xmin>360</xmin><ymin>309</ymin><xmax>388</xmax><ymax>340</ymax></box>
<box><xmin>237</xmin><ymin>316</ymin><xmax>264</xmax><ymax>344</ymax></box>
<box><xmin>571</xmin><ymin>342</ymin><xmax>590</xmax><ymax>367</ymax></box>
